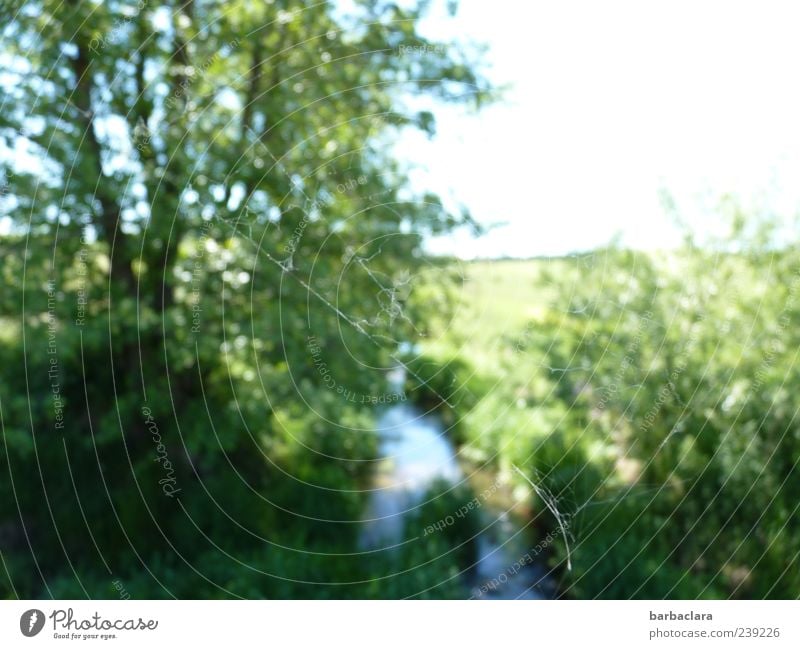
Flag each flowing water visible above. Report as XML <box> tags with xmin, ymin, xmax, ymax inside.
<box><xmin>360</xmin><ymin>369</ymin><xmax>555</xmax><ymax>599</ymax></box>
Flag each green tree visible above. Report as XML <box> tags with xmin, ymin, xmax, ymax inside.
<box><xmin>0</xmin><ymin>0</ymin><xmax>488</xmax><ymax>597</ymax></box>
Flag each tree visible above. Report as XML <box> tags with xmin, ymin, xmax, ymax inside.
<box><xmin>0</xmin><ymin>0</ymin><xmax>489</xmax><ymax>597</ymax></box>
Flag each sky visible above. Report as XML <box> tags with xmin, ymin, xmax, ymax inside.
<box><xmin>401</xmin><ymin>0</ymin><xmax>800</xmax><ymax>258</ymax></box>
<box><xmin>4</xmin><ymin>1</ymin><xmax>800</xmax><ymax>257</ymax></box>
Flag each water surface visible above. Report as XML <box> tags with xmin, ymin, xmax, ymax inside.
<box><xmin>361</xmin><ymin>396</ymin><xmax>554</xmax><ymax>599</ymax></box>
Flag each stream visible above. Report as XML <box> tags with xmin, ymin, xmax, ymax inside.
<box><xmin>360</xmin><ymin>369</ymin><xmax>555</xmax><ymax>599</ymax></box>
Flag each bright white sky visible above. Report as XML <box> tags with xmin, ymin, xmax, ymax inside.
<box><xmin>401</xmin><ymin>0</ymin><xmax>800</xmax><ymax>258</ymax></box>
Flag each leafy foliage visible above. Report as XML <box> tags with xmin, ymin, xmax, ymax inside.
<box><xmin>0</xmin><ymin>0</ymin><xmax>487</xmax><ymax>598</ymax></box>
<box><xmin>425</xmin><ymin>241</ymin><xmax>800</xmax><ymax>598</ymax></box>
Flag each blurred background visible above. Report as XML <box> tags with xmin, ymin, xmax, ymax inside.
<box><xmin>1</xmin><ymin>0</ymin><xmax>799</xmax><ymax>599</ymax></box>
